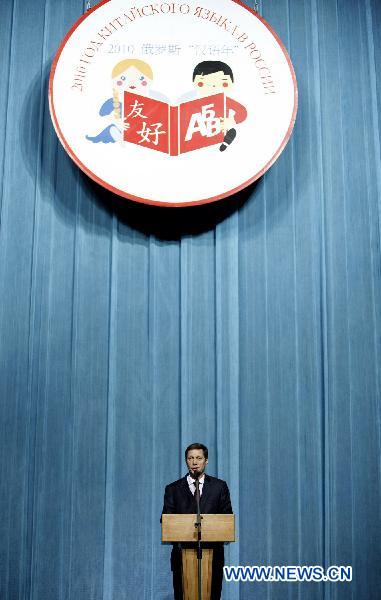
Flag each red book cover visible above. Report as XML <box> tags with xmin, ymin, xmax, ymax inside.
<box><xmin>123</xmin><ymin>92</ymin><xmax>170</xmax><ymax>154</ymax></box>
<box><xmin>179</xmin><ymin>93</ymin><xmax>225</xmax><ymax>154</ymax></box>
<box><xmin>123</xmin><ymin>92</ymin><xmax>227</xmax><ymax>155</ymax></box>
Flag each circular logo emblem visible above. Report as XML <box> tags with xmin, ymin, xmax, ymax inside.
<box><xmin>49</xmin><ymin>0</ymin><xmax>297</xmax><ymax>206</ymax></box>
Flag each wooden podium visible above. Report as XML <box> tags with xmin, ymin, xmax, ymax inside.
<box><xmin>162</xmin><ymin>514</ymin><xmax>235</xmax><ymax>600</ymax></box>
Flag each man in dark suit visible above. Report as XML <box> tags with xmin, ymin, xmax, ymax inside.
<box><xmin>162</xmin><ymin>443</ymin><xmax>232</xmax><ymax>599</ymax></box>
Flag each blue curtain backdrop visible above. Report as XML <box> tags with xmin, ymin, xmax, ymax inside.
<box><xmin>1</xmin><ymin>0</ymin><xmax>381</xmax><ymax>598</ymax></box>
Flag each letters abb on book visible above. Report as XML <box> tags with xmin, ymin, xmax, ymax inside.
<box><xmin>123</xmin><ymin>92</ymin><xmax>247</xmax><ymax>155</ymax></box>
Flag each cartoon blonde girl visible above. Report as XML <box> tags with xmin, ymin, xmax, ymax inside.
<box><xmin>111</xmin><ymin>59</ymin><xmax>153</xmax><ymax>126</ymax></box>
<box><xmin>87</xmin><ymin>58</ymin><xmax>165</xmax><ymax>144</ymax></box>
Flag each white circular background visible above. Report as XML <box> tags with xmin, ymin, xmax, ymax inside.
<box><xmin>49</xmin><ymin>0</ymin><xmax>297</xmax><ymax>206</ymax></box>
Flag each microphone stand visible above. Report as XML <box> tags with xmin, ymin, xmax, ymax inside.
<box><xmin>194</xmin><ymin>475</ymin><xmax>202</xmax><ymax>600</ymax></box>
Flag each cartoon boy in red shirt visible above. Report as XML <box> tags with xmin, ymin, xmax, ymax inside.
<box><xmin>179</xmin><ymin>60</ymin><xmax>247</xmax><ymax>151</ymax></box>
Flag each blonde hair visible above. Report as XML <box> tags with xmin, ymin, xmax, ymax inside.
<box><xmin>112</xmin><ymin>59</ymin><xmax>154</xmax><ymax>121</ymax></box>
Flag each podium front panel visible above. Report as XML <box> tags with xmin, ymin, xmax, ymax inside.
<box><xmin>161</xmin><ymin>514</ymin><xmax>235</xmax><ymax>542</ymax></box>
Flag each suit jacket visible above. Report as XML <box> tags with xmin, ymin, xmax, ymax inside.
<box><xmin>162</xmin><ymin>473</ymin><xmax>232</xmax><ymax>515</ymax></box>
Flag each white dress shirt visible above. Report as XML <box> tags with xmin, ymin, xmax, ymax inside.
<box><xmin>187</xmin><ymin>473</ymin><xmax>205</xmax><ymax>496</ymax></box>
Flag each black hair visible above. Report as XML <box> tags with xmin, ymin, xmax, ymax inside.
<box><xmin>185</xmin><ymin>443</ymin><xmax>208</xmax><ymax>460</ymax></box>
<box><xmin>192</xmin><ymin>61</ymin><xmax>234</xmax><ymax>83</ymax></box>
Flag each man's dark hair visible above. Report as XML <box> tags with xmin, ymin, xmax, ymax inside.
<box><xmin>192</xmin><ymin>61</ymin><xmax>234</xmax><ymax>83</ymax></box>
<box><xmin>185</xmin><ymin>443</ymin><xmax>208</xmax><ymax>460</ymax></box>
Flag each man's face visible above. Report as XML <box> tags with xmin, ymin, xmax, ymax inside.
<box><xmin>193</xmin><ymin>70</ymin><xmax>233</xmax><ymax>97</ymax></box>
<box><xmin>186</xmin><ymin>449</ymin><xmax>208</xmax><ymax>477</ymax></box>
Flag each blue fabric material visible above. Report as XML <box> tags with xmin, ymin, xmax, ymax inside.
<box><xmin>99</xmin><ymin>97</ymin><xmax>114</xmax><ymax>116</ymax></box>
<box><xmin>86</xmin><ymin>124</ymin><xmax>117</xmax><ymax>144</ymax></box>
<box><xmin>0</xmin><ymin>1</ymin><xmax>381</xmax><ymax>599</ymax></box>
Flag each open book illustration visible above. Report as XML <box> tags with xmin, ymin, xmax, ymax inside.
<box><xmin>123</xmin><ymin>91</ymin><xmax>247</xmax><ymax>155</ymax></box>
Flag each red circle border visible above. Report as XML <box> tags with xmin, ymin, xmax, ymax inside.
<box><xmin>49</xmin><ymin>0</ymin><xmax>298</xmax><ymax>207</ymax></box>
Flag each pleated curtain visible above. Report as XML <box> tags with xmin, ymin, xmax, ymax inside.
<box><xmin>0</xmin><ymin>1</ymin><xmax>380</xmax><ymax>598</ymax></box>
